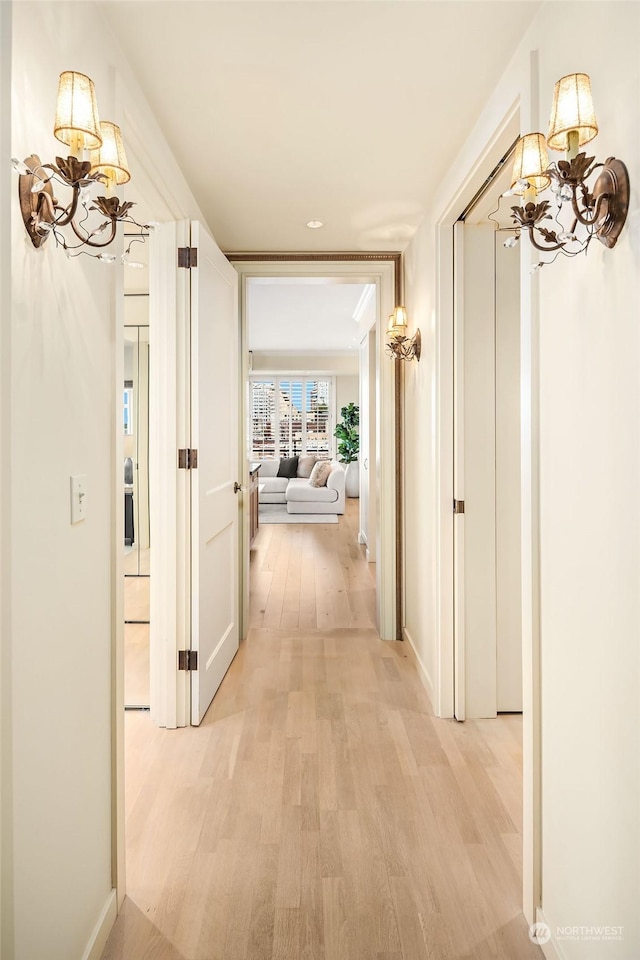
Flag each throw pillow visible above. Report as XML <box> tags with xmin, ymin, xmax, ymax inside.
<box><xmin>297</xmin><ymin>455</ymin><xmax>317</xmax><ymax>478</ymax></box>
<box><xmin>277</xmin><ymin>456</ymin><xmax>299</xmax><ymax>479</ymax></box>
<box><xmin>309</xmin><ymin>461</ymin><xmax>332</xmax><ymax>488</ymax></box>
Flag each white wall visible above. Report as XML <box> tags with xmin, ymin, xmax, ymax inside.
<box><xmin>251</xmin><ymin>351</ymin><xmax>359</xmax><ymax>376</ymax></box>
<box><xmin>534</xmin><ymin>6</ymin><xmax>639</xmax><ymax>955</ymax></box>
<box><xmin>403</xmin><ymin>2</ymin><xmax>640</xmax><ymax>957</ymax></box>
<box><xmin>5</xmin><ymin>3</ymin><xmax>205</xmax><ymax>957</ymax></box>
<box><xmin>336</xmin><ymin>374</ymin><xmax>359</xmax><ymax>414</ymax></box>
<box><xmin>11</xmin><ymin>9</ymin><xmax>115</xmax><ymax>953</ymax></box>
<box><xmin>402</xmin><ymin>217</ymin><xmax>438</xmax><ymax>705</ymax></box>
<box><xmin>1</xmin><ymin>3</ymin><xmax>12</xmax><ymax>955</ymax></box>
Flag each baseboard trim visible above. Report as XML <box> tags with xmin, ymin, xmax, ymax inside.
<box><xmin>403</xmin><ymin>627</ymin><xmax>435</xmax><ymax>712</ymax></box>
<box><xmin>81</xmin><ymin>889</ymin><xmax>117</xmax><ymax>960</ymax></box>
<box><xmin>537</xmin><ymin>908</ymin><xmax>567</xmax><ymax>960</ymax></box>
<box><xmin>358</xmin><ymin>530</ymin><xmax>367</xmax><ymax>546</ymax></box>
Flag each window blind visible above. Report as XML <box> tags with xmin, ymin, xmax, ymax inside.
<box><xmin>250</xmin><ymin>376</ymin><xmax>334</xmax><ymax>461</ymax></box>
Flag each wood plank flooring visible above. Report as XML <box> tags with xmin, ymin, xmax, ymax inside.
<box><xmin>102</xmin><ymin>502</ymin><xmax>540</xmax><ymax>960</ymax></box>
<box><xmin>250</xmin><ymin>501</ymin><xmax>377</xmax><ymax>632</ymax></box>
<box><xmin>125</xmin><ymin>623</ymin><xmax>150</xmax><ymax>706</ymax></box>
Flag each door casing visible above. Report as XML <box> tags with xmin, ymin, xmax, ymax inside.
<box><xmin>434</xmin><ymin>93</ymin><xmax>541</xmax><ymax>924</ymax></box>
<box><xmin>231</xmin><ymin>257</ymin><xmax>399</xmax><ymax>642</ymax></box>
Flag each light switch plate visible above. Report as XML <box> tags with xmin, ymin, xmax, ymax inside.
<box><xmin>70</xmin><ymin>474</ymin><xmax>87</xmax><ymax>524</ymax></box>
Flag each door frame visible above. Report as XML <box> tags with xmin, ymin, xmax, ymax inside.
<box><xmin>230</xmin><ymin>255</ymin><xmax>400</xmax><ymax>642</ymax></box>
<box><xmin>435</xmin><ymin>94</ymin><xmax>542</xmax><ymax>923</ymax></box>
<box><xmin>452</xmin><ymin>220</ymin><xmax>466</xmax><ymax>722</ymax></box>
<box><xmin>110</xmin><ymin>61</ymin><xmax>231</xmax><ymax>910</ymax></box>
<box><xmin>148</xmin><ymin>220</ymin><xmax>192</xmax><ymax>732</ymax></box>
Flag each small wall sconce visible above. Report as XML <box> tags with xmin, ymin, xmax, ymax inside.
<box><xmin>503</xmin><ymin>73</ymin><xmax>630</xmax><ymax>269</ymax></box>
<box><xmin>386</xmin><ymin>305</ymin><xmax>421</xmax><ymax>361</ymax></box>
<box><xmin>13</xmin><ymin>70</ymin><xmax>147</xmax><ymax>263</ymax></box>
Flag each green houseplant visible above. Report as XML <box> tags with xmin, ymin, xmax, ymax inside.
<box><xmin>334</xmin><ymin>403</ymin><xmax>359</xmax><ymax>462</ymax></box>
<box><xmin>334</xmin><ymin>403</ymin><xmax>360</xmax><ymax>497</ymax></box>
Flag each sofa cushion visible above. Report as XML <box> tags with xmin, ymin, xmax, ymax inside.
<box><xmin>255</xmin><ymin>459</ymin><xmax>279</xmax><ymax>478</ymax></box>
<box><xmin>297</xmin><ymin>455</ymin><xmax>317</xmax><ymax>478</ymax></box>
<box><xmin>277</xmin><ymin>456</ymin><xmax>299</xmax><ymax>479</ymax></box>
<box><xmin>286</xmin><ymin>478</ymin><xmax>338</xmax><ymax>503</ymax></box>
<box><xmin>309</xmin><ymin>460</ymin><xmax>332</xmax><ymax>487</ymax></box>
<box><xmin>261</xmin><ymin>477</ymin><xmax>289</xmax><ymax>495</ymax></box>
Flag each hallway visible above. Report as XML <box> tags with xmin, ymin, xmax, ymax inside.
<box><xmin>102</xmin><ymin>510</ymin><xmax>541</xmax><ymax>960</ymax></box>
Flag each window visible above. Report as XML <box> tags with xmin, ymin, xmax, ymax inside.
<box><xmin>250</xmin><ymin>375</ymin><xmax>334</xmax><ymax>461</ymax></box>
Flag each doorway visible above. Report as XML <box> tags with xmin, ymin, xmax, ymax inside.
<box><xmin>231</xmin><ymin>256</ymin><xmax>399</xmax><ymax>641</ymax></box>
<box><xmin>123</xmin><ymin>236</ymin><xmax>151</xmax><ymax>712</ymax></box>
<box><xmin>453</xmin><ymin>160</ymin><xmax>523</xmax><ymax>720</ymax></box>
<box><xmin>244</xmin><ymin>276</ymin><xmax>376</xmax><ymax>630</ymax></box>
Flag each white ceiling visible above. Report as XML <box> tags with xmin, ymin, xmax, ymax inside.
<box><xmin>101</xmin><ymin>1</ymin><xmax>539</xmax><ymax>252</ymax></box>
<box><xmin>247</xmin><ymin>279</ymin><xmax>372</xmax><ymax>352</ymax></box>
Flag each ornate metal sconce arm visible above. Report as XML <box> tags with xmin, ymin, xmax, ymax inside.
<box><xmin>51</xmin><ymin>185</ymin><xmax>82</xmax><ymax>228</ymax></box>
<box><xmin>527</xmin><ymin>226</ymin><xmax>566</xmax><ymax>254</ymax></box>
<box><xmin>511</xmin><ymin>200</ymin><xmax>567</xmax><ymax>253</ymax></box>
<box><xmin>570</xmin><ymin>187</ymin><xmax>609</xmax><ymax>228</ymax></box>
<box><xmin>69</xmin><ymin>214</ymin><xmax>118</xmax><ymax>248</ymax></box>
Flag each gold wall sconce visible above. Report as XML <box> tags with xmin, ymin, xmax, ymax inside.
<box><xmin>503</xmin><ymin>73</ymin><xmax>630</xmax><ymax>270</ymax></box>
<box><xmin>386</xmin><ymin>305</ymin><xmax>421</xmax><ymax>362</ymax></box>
<box><xmin>13</xmin><ymin>70</ymin><xmax>147</xmax><ymax>263</ymax></box>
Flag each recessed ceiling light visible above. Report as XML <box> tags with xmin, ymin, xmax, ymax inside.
<box><xmin>306</xmin><ymin>220</ymin><xmax>324</xmax><ymax>229</ymax></box>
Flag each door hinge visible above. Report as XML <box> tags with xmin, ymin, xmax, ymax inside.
<box><xmin>178</xmin><ymin>649</ymin><xmax>198</xmax><ymax>671</ymax></box>
<box><xmin>177</xmin><ymin>246</ymin><xmax>198</xmax><ymax>269</ymax></box>
<box><xmin>453</xmin><ymin>499</ymin><xmax>465</xmax><ymax>515</ymax></box>
<box><xmin>178</xmin><ymin>448</ymin><xmax>198</xmax><ymax>469</ymax></box>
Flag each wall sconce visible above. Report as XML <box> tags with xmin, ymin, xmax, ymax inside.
<box><xmin>503</xmin><ymin>73</ymin><xmax>630</xmax><ymax>269</ymax></box>
<box><xmin>386</xmin><ymin>305</ymin><xmax>421</xmax><ymax>361</ymax></box>
<box><xmin>13</xmin><ymin>70</ymin><xmax>147</xmax><ymax>263</ymax></box>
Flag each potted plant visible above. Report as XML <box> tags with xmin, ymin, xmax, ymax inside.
<box><xmin>334</xmin><ymin>402</ymin><xmax>360</xmax><ymax>498</ymax></box>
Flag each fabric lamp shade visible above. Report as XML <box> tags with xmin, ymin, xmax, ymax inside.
<box><xmin>547</xmin><ymin>73</ymin><xmax>598</xmax><ymax>152</ymax></box>
<box><xmin>388</xmin><ymin>306</ymin><xmax>407</xmax><ymax>338</ymax></box>
<box><xmin>90</xmin><ymin>121</ymin><xmax>131</xmax><ymax>186</ymax></box>
<box><xmin>53</xmin><ymin>71</ymin><xmax>102</xmax><ymax>151</ymax></box>
<box><xmin>511</xmin><ymin>133</ymin><xmax>551</xmax><ymax>193</ymax></box>
<box><xmin>393</xmin><ymin>306</ymin><xmax>408</xmax><ymax>327</ymax></box>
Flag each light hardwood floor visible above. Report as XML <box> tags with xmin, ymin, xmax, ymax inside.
<box><xmin>250</xmin><ymin>500</ymin><xmax>377</xmax><ymax>632</ymax></box>
<box><xmin>125</xmin><ymin>623</ymin><xmax>150</xmax><ymax>706</ymax></box>
<box><xmin>102</xmin><ymin>502</ymin><xmax>540</xmax><ymax>960</ymax></box>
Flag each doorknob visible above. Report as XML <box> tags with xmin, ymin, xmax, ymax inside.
<box><xmin>234</xmin><ymin>481</ymin><xmax>243</xmax><ymax>494</ymax></box>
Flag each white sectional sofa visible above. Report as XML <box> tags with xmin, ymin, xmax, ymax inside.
<box><xmin>255</xmin><ymin>459</ymin><xmax>346</xmax><ymax>515</ymax></box>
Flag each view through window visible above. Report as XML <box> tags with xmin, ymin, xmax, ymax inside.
<box><xmin>250</xmin><ymin>376</ymin><xmax>334</xmax><ymax>460</ymax></box>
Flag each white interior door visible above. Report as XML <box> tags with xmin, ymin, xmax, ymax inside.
<box><xmin>189</xmin><ymin>221</ymin><xmax>240</xmax><ymax>725</ymax></box>
<box><xmin>454</xmin><ymin>221</ymin><xmax>498</xmax><ymax>720</ymax></box>
<box><xmin>453</xmin><ymin>218</ymin><xmax>522</xmax><ymax>719</ymax></box>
